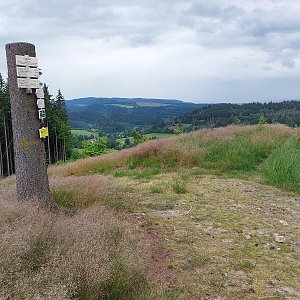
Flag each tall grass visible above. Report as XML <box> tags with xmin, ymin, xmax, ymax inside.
<box><xmin>263</xmin><ymin>138</ymin><xmax>300</xmax><ymax>192</ymax></box>
<box><xmin>202</xmin><ymin>127</ymin><xmax>290</xmax><ymax>172</ymax></box>
<box><xmin>50</xmin><ymin>124</ymin><xmax>300</xmax><ymax>193</ymax></box>
<box><xmin>50</xmin><ymin>174</ymin><xmax>133</xmax><ymax>211</ymax></box>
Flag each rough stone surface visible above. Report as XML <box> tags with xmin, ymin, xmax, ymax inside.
<box><xmin>274</xmin><ymin>235</ymin><xmax>286</xmax><ymax>243</ymax></box>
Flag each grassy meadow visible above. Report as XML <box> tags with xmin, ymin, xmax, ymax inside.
<box><xmin>71</xmin><ymin>129</ymin><xmax>99</xmax><ymax>138</ymax></box>
<box><xmin>118</xmin><ymin>133</ymin><xmax>174</xmax><ymax>145</ymax></box>
<box><xmin>1</xmin><ymin>124</ymin><xmax>300</xmax><ymax>299</ymax></box>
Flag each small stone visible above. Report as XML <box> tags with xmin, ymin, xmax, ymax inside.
<box><xmin>245</xmin><ymin>235</ymin><xmax>251</xmax><ymax>240</ymax></box>
<box><xmin>279</xmin><ymin>220</ymin><xmax>289</xmax><ymax>226</ymax></box>
<box><xmin>275</xmin><ymin>235</ymin><xmax>286</xmax><ymax>243</ymax></box>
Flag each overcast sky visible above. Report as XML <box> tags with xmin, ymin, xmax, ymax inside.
<box><xmin>1</xmin><ymin>0</ymin><xmax>300</xmax><ymax>103</ymax></box>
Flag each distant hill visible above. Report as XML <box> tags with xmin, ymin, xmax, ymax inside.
<box><xmin>66</xmin><ymin>97</ymin><xmax>207</xmax><ymax>135</ymax></box>
<box><xmin>175</xmin><ymin>100</ymin><xmax>300</xmax><ymax>128</ymax></box>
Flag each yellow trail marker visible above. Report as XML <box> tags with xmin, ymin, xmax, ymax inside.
<box><xmin>39</xmin><ymin>127</ymin><xmax>49</xmax><ymax>139</ymax></box>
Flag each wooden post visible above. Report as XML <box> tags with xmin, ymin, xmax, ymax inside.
<box><xmin>5</xmin><ymin>42</ymin><xmax>57</xmax><ymax>209</ymax></box>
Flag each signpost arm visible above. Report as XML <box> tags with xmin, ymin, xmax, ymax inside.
<box><xmin>5</xmin><ymin>42</ymin><xmax>57</xmax><ymax>210</ymax></box>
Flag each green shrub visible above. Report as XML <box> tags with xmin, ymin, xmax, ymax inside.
<box><xmin>82</xmin><ymin>138</ymin><xmax>108</xmax><ymax>157</ymax></box>
<box><xmin>70</xmin><ymin>148</ymin><xmax>86</xmax><ymax>160</ymax></box>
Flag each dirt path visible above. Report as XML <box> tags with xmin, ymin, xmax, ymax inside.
<box><xmin>120</xmin><ymin>172</ymin><xmax>300</xmax><ymax>299</ymax></box>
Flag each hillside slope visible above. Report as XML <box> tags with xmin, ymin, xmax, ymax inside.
<box><xmin>66</xmin><ymin>97</ymin><xmax>206</xmax><ymax>134</ymax></box>
<box><xmin>1</xmin><ymin>124</ymin><xmax>300</xmax><ymax>299</ymax></box>
<box><xmin>176</xmin><ymin>100</ymin><xmax>300</xmax><ymax>128</ymax></box>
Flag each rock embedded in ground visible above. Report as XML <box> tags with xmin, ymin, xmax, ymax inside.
<box><xmin>274</xmin><ymin>235</ymin><xmax>286</xmax><ymax>243</ymax></box>
<box><xmin>279</xmin><ymin>220</ymin><xmax>289</xmax><ymax>226</ymax></box>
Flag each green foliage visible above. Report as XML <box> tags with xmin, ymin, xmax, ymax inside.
<box><xmin>82</xmin><ymin>137</ymin><xmax>108</xmax><ymax>157</ymax></box>
<box><xmin>132</xmin><ymin>129</ymin><xmax>148</xmax><ymax>145</ymax></box>
<box><xmin>0</xmin><ymin>73</ymin><xmax>13</xmax><ymax>177</ymax></box>
<box><xmin>70</xmin><ymin>148</ymin><xmax>86</xmax><ymax>160</ymax></box>
<box><xmin>258</xmin><ymin>115</ymin><xmax>267</xmax><ymax>125</ymax></box>
<box><xmin>263</xmin><ymin>138</ymin><xmax>300</xmax><ymax>192</ymax></box>
<box><xmin>67</xmin><ymin>97</ymin><xmax>202</xmax><ymax>136</ymax></box>
<box><xmin>173</xmin><ymin>101</ymin><xmax>300</xmax><ymax>131</ymax></box>
<box><xmin>44</xmin><ymin>85</ymin><xmax>73</xmax><ymax>163</ymax></box>
<box><xmin>232</xmin><ymin>117</ymin><xmax>241</xmax><ymax>125</ymax></box>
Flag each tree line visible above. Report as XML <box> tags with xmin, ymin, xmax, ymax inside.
<box><xmin>0</xmin><ymin>73</ymin><xmax>72</xmax><ymax>179</ymax></box>
<box><xmin>178</xmin><ymin>101</ymin><xmax>300</xmax><ymax>128</ymax></box>
<box><xmin>152</xmin><ymin>101</ymin><xmax>300</xmax><ymax>133</ymax></box>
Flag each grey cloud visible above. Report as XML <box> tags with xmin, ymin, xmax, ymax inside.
<box><xmin>1</xmin><ymin>1</ymin><xmax>300</xmax><ymax>102</ymax></box>
<box><xmin>267</xmin><ymin>48</ymin><xmax>297</xmax><ymax>69</ymax></box>
<box><xmin>187</xmin><ymin>1</ymin><xmax>244</xmax><ymax>21</ymax></box>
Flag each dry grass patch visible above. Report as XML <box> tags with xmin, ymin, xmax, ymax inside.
<box><xmin>0</xmin><ymin>176</ymin><xmax>166</xmax><ymax>299</ymax></box>
<box><xmin>50</xmin><ymin>174</ymin><xmax>135</xmax><ymax>211</ymax></box>
<box><xmin>0</xmin><ymin>199</ymin><xmax>152</xmax><ymax>299</ymax></box>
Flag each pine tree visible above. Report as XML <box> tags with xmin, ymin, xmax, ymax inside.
<box><xmin>0</xmin><ymin>79</ymin><xmax>73</xmax><ymax>180</ymax></box>
<box><xmin>54</xmin><ymin>89</ymin><xmax>72</xmax><ymax>161</ymax></box>
<box><xmin>0</xmin><ymin>74</ymin><xmax>13</xmax><ymax>177</ymax></box>
<box><xmin>43</xmin><ymin>86</ymin><xmax>72</xmax><ymax>163</ymax></box>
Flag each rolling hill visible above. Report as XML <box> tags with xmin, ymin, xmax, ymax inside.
<box><xmin>176</xmin><ymin>100</ymin><xmax>300</xmax><ymax>128</ymax></box>
<box><xmin>66</xmin><ymin>97</ymin><xmax>207</xmax><ymax>135</ymax></box>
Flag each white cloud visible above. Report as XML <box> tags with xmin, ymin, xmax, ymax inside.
<box><xmin>1</xmin><ymin>0</ymin><xmax>300</xmax><ymax>102</ymax></box>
